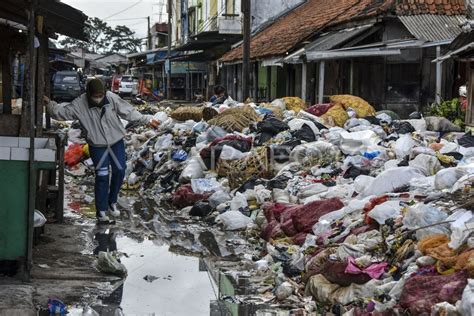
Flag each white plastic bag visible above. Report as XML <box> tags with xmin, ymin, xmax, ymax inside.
<box><xmin>368</xmin><ymin>200</ymin><xmax>402</xmax><ymax>224</ymax></box>
<box><xmin>354</xmin><ymin>175</ymin><xmax>375</xmax><ymax>194</ymax></box>
<box><xmin>216</xmin><ymin>211</ymin><xmax>252</xmax><ymax>230</ymax></box>
<box><xmin>153</xmin><ymin>112</ymin><xmax>169</xmax><ymax>123</ymax></box>
<box><xmin>448</xmin><ymin>210</ymin><xmax>474</xmax><ymax>250</ymax></box>
<box><xmin>339</xmin><ymin>130</ymin><xmax>382</xmax><ymax>155</ymax></box>
<box><xmin>230</xmin><ymin>192</ymin><xmax>248</xmax><ymax>212</ymax></box>
<box><xmin>434</xmin><ymin>167</ymin><xmax>468</xmax><ymax>190</ymax></box>
<box><xmin>191</xmin><ymin>178</ymin><xmax>222</xmax><ymax>194</ymax></box>
<box><xmin>403</xmin><ymin>119</ymin><xmax>427</xmax><ymax>132</ymax></box>
<box><xmin>394</xmin><ymin>134</ymin><xmax>416</xmax><ymax>159</ymax></box>
<box><xmin>460</xmin><ymin>280</ymin><xmax>474</xmax><ymax>316</ymax></box>
<box><xmin>408</xmin><ymin>153</ymin><xmax>441</xmax><ymax>176</ymax></box>
<box><xmin>154</xmin><ymin>134</ymin><xmax>173</xmax><ymax>151</ymax></box>
<box><xmin>220</xmin><ymin>145</ymin><xmax>249</xmax><ymax>160</ymax></box>
<box><xmin>209</xmin><ymin>190</ymin><xmax>232</xmax><ymax>208</ymax></box>
<box><xmin>402</xmin><ymin>204</ymin><xmax>449</xmax><ymax>239</ymax></box>
<box><xmin>273</xmin><ymin>188</ymin><xmax>290</xmax><ymax>204</ymax></box>
<box><xmin>364</xmin><ymin>167</ymin><xmax>425</xmax><ymax>196</ymax></box>
<box><xmin>34</xmin><ymin>210</ymin><xmax>47</xmax><ymax>228</ymax></box>
<box><xmin>179</xmin><ymin>156</ymin><xmax>206</xmax><ymax>183</ymax></box>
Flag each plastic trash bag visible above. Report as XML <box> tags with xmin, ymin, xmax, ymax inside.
<box><xmin>460</xmin><ymin>279</ymin><xmax>474</xmax><ymax>316</ymax></box>
<box><xmin>220</xmin><ymin>145</ymin><xmax>249</xmax><ymax>161</ymax></box>
<box><xmin>209</xmin><ymin>190</ymin><xmax>232</xmax><ymax>209</ymax></box>
<box><xmin>216</xmin><ymin>211</ymin><xmax>252</xmax><ymax>230</ymax></box>
<box><xmin>206</xmin><ymin>125</ymin><xmax>228</xmax><ymax>142</ymax></box>
<box><xmin>408</xmin><ymin>153</ymin><xmax>442</xmax><ymax>176</ymax></box>
<box><xmin>376</xmin><ymin>113</ymin><xmax>392</xmax><ymax>124</ymax></box>
<box><xmin>172</xmin><ymin>149</ymin><xmax>188</xmax><ymax>161</ymax></box>
<box><xmin>230</xmin><ymin>192</ymin><xmax>248</xmax><ymax>212</ymax></box>
<box><xmin>394</xmin><ymin>134</ymin><xmax>416</xmax><ymax>159</ymax></box>
<box><xmin>154</xmin><ymin>134</ymin><xmax>173</xmax><ymax>151</ymax></box>
<box><xmin>339</xmin><ymin>130</ymin><xmax>381</xmax><ymax>155</ymax></box>
<box><xmin>402</xmin><ymin>204</ymin><xmax>449</xmax><ymax>239</ymax></box>
<box><xmin>364</xmin><ymin>167</ymin><xmax>425</xmax><ymax>196</ymax></box>
<box><xmin>179</xmin><ymin>156</ymin><xmax>206</xmax><ymax>183</ymax></box>
<box><xmin>257</xmin><ymin>117</ymin><xmax>289</xmax><ymax>135</ymax></box>
<box><xmin>289</xmin><ymin>141</ymin><xmax>341</xmax><ymax>167</ymax></box>
<box><xmin>189</xmin><ymin>201</ymin><xmax>213</xmax><ymax>217</ymax></box>
<box><xmin>153</xmin><ymin>112</ymin><xmax>168</xmax><ymax>123</ymax></box>
<box><xmin>275</xmin><ymin>281</ymin><xmax>294</xmax><ymax>301</ymax></box>
<box><xmin>97</xmin><ymin>251</ymin><xmax>127</xmax><ymax>277</ymax></box>
<box><xmin>65</xmin><ymin>143</ymin><xmax>84</xmax><ymax>167</ymax></box>
<box><xmin>434</xmin><ymin>167</ymin><xmax>469</xmax><ymax>190</ymax></box>
<box><xmin>367</xmin><ymin>200</ymin><xmax>402</xmax><ymax>224</ymax></box>
<box><xmin>191</xmin><ymin>178</ymin><xmax>222</xmax><ymax>194</ymax></box>
<box><xmin>448</xmin><ymin>211</ymin><xmax>474</xmax><ymax>250</ymax></box>
<box><xmin>271</xmin><ymin>98</ymin><xmax>286</xmax><ymax>110</ymax></box>
<box><xmin>34</xmin><ymin>210</ymin><xmax>47</xmax><ymax>228</ymax></box>
<box><xmin>425</xmin><ymin>116</ymin><xmax>462</xmax><ymax>132</ymax></box>
<box><xmin>354</xmin><ymin>175</ymin><xmax>375</xmax><ymax>194</ymax></box>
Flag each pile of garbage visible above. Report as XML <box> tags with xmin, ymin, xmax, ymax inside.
<box><xmin>61</xmin><ymin>94</ymin><xmax>474</xmax><ymax>314</ymax></box>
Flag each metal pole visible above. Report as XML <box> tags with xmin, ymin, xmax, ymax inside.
<box><xmin>26</xmin><ymin>0</ymin><xmax>37</xmax><ymax>280</ymax></box>
<box><xmin>242</xmin><ymin>0</ymin><xmax>251</xmax><ymax>101</ymax></box>
<box><xmin>436</xmin><ymin>45</ymin><xmax>442</xmax><ymax>104</ymax></box>
<box><xmin>147</xmin><ymin>16</ymin><xmax>151</xmax><ymax>50</ymax></box>
<box><xmin>167</xmin><ymin>0</ymin><xmax>172</xmax><ymax>100</ymax></box>
<box><xmin>318</xmin><ymin>61</ymin><xmax>325</xmax><ymax>104</ymax></box>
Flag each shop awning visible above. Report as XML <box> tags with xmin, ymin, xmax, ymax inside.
<box><xmin>175</xmin><ymin>32</ymin><xmax>242</xmax><ymax>51</ymax></box>
<box><xmin>0</xmin><ymin>0</ymin><xmax>88</xmax><ymax>40</ymax></box>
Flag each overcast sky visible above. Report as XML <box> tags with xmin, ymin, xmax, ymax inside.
<box><xmin>62</xmin><ymin>0</ymin><xmax>168</xmax><ymax>39</ymax></box>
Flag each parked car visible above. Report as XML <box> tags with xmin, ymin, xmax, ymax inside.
<box><xmin>118</xmin><ymin>75</ymin><xmax>139</xmax><ymax>97</ymax></box>
<box><xmin>52</xmin><ymin>71</ymin><xmax>83</xmax><ymax>102</ymax></box>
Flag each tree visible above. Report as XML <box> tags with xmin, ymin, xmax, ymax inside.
<box><xmin>106</xmin><ymin>25</ymin><xmax>143</xmax><ymax>54</ymax></box>
<box><xmin>59</xmin><ymin>18</ymin><xmax>141</xmax><ymax>54</ymax></box>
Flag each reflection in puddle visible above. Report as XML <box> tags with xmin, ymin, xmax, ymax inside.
<box><xmin>116</xmin><ymin>236</ymin><xmax>217</xmax><ymax>316</ymax></box>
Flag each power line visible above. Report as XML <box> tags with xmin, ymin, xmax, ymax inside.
<box><xmin>107</xmin><ymin>17</ymin><xmax>149</xmax><ymax>22</ymax></box>
<box><xmin>103</xmin><ymin>0</ymin><xmax>144</xmax><ymax>20</ymax></box>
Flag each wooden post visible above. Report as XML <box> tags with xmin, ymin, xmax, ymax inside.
<box><xmin>349</xmin><ymin>60</ymin><xmax>354</xmax><ymax>95</ymax></box>
<box><xmin>318</xmin><ymin>61</ymin><xmax>325</xmax><ymax>104</ymax></box>
<box><xmin>2</xmin><ymin>48</ymin><xmax>12</xmax><ymax>114</ymax></box>
<box><xmin>436</xmin><ymin>45</ymin><xmax>442</xmax><ymax>104</ymax></box>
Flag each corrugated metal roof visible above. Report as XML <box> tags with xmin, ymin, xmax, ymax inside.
<box><xmin>399</xmin><ymin>15</ymin><xmax>467</xmax><ymax>42</ymax></box>
<box><xmin>306</xmin><ymin>24</ymin><xmax>374</xmax><ymax>51</ymax></box>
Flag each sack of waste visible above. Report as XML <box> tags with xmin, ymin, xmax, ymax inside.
<box><xmin>330</xmin><ymin>95</ymin><xmax>376</xmax><ymax>118</ymax></box>
<box><xmin>282</xmin><ymin>97</ymin><xmax>307</xmax><ymax>113</ymax></box>
<box><xmin>216</xmin><ymin>211</ymin><xmax>252</xmax><ymax>230</ymax></box>
<box><xmin>339</xmin><ymin>130</ymin><xmax>381</xmax><ymax>156</ymax></box>
<box><xmin>320</xmin><ymin>104</ymin><xmax>349</xmax><ymax>127</ymax></box>
<box><xmin>289</xmin><ymin>141</ymin><xmax>341</xmax><ymax>167</ymax></box>
<box><xmin>97</xmin><ymin>251</ymin><xmax>127</xmax><ymax>277</ymax></box>
<box><xmin>364</xmin><ymin>167</ymin><xmax>425</xmax><ymax>196</ymax></box>
<box><xmin>170</xmin><ymin>106</ymin><xmax>203</xmax><ymax>121</ymax></box>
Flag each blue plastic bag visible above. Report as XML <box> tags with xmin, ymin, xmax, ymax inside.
<box><xmin>172</xmin><ymin>150</ymin><xmax>188</xmax><ymax>162</ymax></box>
<box><xmin>48</xmin><ymin>298</ymin><xmax>67</xmax><ymax>315</ymax></box>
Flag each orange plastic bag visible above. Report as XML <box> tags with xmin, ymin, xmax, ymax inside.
<box><xmin>65</xmin><ymin>143</ymin><xmax>84</xmax><ymax>167</ymax></box>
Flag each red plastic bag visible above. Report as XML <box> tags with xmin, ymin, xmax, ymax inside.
<box><xmin>172</xmin><ymin>184</ymin><xmax>210</xmax><ymax>208</ymax></box>
<box><xmin>307</xmin><ymin>103</ymin><xmax>334</xmax><ymax>117</ymax></box>
<box><xmin>65</xmin><ymin>143</ymin><xmax>84</xmax><ymax>167</ymax></box>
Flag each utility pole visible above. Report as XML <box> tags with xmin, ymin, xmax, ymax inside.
<box><xmin>242</xmin><ymin>0</ymin><xmax>251</xmax><ymax>101</ymax></box>
<box><xmin>147</xmin><ymin>16</ymin><xmax>152</xmax><ymax>50</ymax></box>
<box><xmin>167</xmin><ymin>0</ymin><xmax>172</xmax><ymax>99</ymax></box>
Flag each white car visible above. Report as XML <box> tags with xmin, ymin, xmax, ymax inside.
<box><xmin>118</xmin><ymin>76</ymin><xmax>139</xmax><ymax>96</ymax></box>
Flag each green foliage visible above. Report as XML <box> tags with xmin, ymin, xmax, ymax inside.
<box><xmin>59</xmin><ymin>17</ymin><xmax>142</xmax><ymax>54</ymax></box>
<box><xmin>429</xmin><ymin>98</ymin><xmax>466</xmax><ymax>128</ymax></box>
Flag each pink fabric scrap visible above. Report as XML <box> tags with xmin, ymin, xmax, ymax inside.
<box><xmin>345</xmin><ymin>257</ymin><xmax>388</xmax><ymax>279</ymax></box>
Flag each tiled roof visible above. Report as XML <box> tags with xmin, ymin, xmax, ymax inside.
<box><xmin>220</xmin><ymin>0</ymin><xmax>468</xmax><ymax>62</ymax></box>
<box><xmin>396</xmin><ymin>0</ymin><xmax>466</xmax><ymax>15</ymax></box>
<box><xmin>220</xmin><ymin>0</ymin><xmax>395</xmax><ymax>62</ymax></box>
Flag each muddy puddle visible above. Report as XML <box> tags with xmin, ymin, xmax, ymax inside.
<box><xmin>115</xmin><ymin>236</ymin><xmax>216</xmax><ymax>315</ymax></box>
